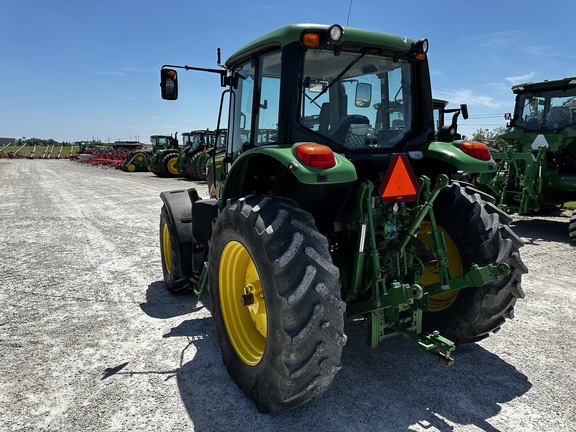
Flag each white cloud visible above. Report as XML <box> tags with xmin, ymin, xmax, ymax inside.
<box><xmin>434</xmin><ymin>89</ymin><xmax>501</xmax><ymax>109</ymax></box>
<box><xmin>505</xmin><ymin>72</ymin><xmax>535</xmax><ymax>86</ymax></box>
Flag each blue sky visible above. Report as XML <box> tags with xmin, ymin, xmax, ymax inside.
<box><xmin>2</xmin><ymin>0</ymin><xmax>575</xmax><ymax>143</ymax></box>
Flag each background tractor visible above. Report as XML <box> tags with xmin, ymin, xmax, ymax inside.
<box><xmin>473</xmin><ymin>77</ymin><xmax>576</xmax><ymax>241</ymax></box>
<box><xmin>118</xmin><ymin>148</ymin><xmax>151</xmax><ymax>172</ymax></box>
<box><xmin>175</xmin><ymin>130</ymin><xmax>205</xmax><ymax>179</ymax></box>
<box><xmin>188</xmin><ymin>129</ymin><xmax>227</xmax><ymax>181</ymax></box>
<box><xmin>433</xmin><ymin>98</ymin><xmax>468</xmax><ymax>141</ymax></box>
<box><xmin>175</xmin><ymin>129</ymin><xmax>226</xmax><ymax>180</ymax></box>
<box><xmin>157</xmin><ymin>24</ymin><xmax>526</xmax><ymax>413</ymax></box>
<box><xmin>147</xmin><ymin>134</ymin><xmax>181</xmax><ymax>177</ymax></box>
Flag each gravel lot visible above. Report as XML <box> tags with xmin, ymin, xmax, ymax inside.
<box><xmin>1</xmin><ymin>159</ymin><xmax>574</xmax><ymax>432</ymax></box>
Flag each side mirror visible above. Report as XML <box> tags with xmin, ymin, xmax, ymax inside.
<box><xmin>460</xmin><ymin>104</ymin><xmax>469</xmax><ymax>120</ymax></box>
<box><xmin>355</xmin><ymin>83</ymin><xmax>372</xmax><ymax>108</ymax></box>
<box><xmin>160</xmin><ymin>68</ymin><xmax>178</xmax><ymax>100</ymax></box>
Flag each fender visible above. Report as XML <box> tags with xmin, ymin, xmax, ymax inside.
<box><xmin>221</xmin><ymin>143</ymin><xmax>357</xmax><ymax>202</ymax></box>
<box><xmin>160</xmin><ymin>189</ymin><xmax>219</xmax><ymax>276</ymax></box>
<box><xmin>160</xmin><ymin>189</ymin><xmax>196</xmax><ymax>280</ymax></box>
<box><xmin>422</xmin><ymin>141</ymin><xmax>498</xmax><ymax>173</ymax></box>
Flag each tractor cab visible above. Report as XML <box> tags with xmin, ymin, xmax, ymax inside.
<box><xmin>504</xmin><ymin>77</ymin><xmax>576</xmax><ymax>152</ymax></box>
<box><xmin>433</xmin><ymin>98</ymin><xmax>468</xmax><ymax>142</ymax></box>
<box><xmin>150</xmin><ymin>134</ymin><xmax>179</xmax><ymax>152</ymax></box>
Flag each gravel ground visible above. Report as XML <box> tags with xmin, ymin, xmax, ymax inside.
<box><xmin>1</xmin><ymin>159</ymin><xmax>574</xmax><ymax>432</ymax></box>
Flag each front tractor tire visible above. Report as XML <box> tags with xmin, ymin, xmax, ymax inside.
<box><xmin>421</xmin><ymin>182</ymin><xmax>528</xmax><ymax>344</ymax></box>
<box><xmin>209</xmin><ymin>195</ymin><xmax>347</xmax><ymax>413</ymax></box>
<box><xmin>569</xmin><ymin>208</ymin><xmax>576</xmax><ymax>242</ymax></box>
<box><xmin>159</xmin><ymin>206</ymin><xmax>193</xmax><ymax>292</ymax></box>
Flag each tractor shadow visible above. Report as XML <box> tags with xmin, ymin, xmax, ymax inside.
<box><xmin>139</xmin><ymin>281</ymin><xmax>204</xmax><ymax>319</ymax></box>
<box><xmin>321</xmin><ymin>320</ymin><xmax>532</xmax><ymax>431</ymax></box>
<box><xmin>151</xmin><ymin>300</ymin><xmax>531</xmax><ymax>431</ymax></box>
<box><xmin>510</xmin><ymin>214</ymin><xmax>574</xmax><ymax>245</ymax></box>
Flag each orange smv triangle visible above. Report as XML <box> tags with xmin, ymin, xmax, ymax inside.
<box><xmin>379</xmin><ymin>154</ymin><xmax>419</xmax><ymax>203</ymax></box>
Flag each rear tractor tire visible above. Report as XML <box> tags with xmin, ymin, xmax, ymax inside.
<box><xmin>161</xmin><ymin>152</ymin><xmax>180</xmax><ymax>177</ymax></box>
<box><xmin>183</xmin><ymin>151</ymin><xmax>200</xmax><ymax>180</ymax></box>
<box><xmin>189</xmin><ymin>151</ymin><xmax>204</xmax><ymax>180</ymax></box>
<box><xmin>209</xmin><ymin>195</ymin><xmax>347</xmax><ymax>412</ymax></box>
<box><xmin>193</xmin><ymin>153</ymin><xmax>209</xmax><ymax>181</ymax></box>
<box><xmin>420</xmin><ymin>181</ymin><xmax>527</xmax><ymax>344</ymax></box>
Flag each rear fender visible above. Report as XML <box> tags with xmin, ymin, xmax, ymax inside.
<box><xmin>221</xmin><ymin>144</ymin><xmax>357</xmax><ymax>202</ymax></box>
<box><xmin>423</xmin><ymin>141</ymin><xmax>498</xmax><ymax>173</ymax></box>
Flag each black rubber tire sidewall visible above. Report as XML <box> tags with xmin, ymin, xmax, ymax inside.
<box><xmin>422</xmin><ymin>182</ymin><xmax>527</xmax><ymax>344</ymax></box>
<box><xmin>569</xmin><ymin>208</ymin><xmax>576</xmax><ymax>242</ymax></box>
<box><xmin>209</xmin><ymin>195</ymin><xmax>346</xmax><ymax>412</ymax></box>
<box><xmin>159</xmin><ymin>206</ymin><xmax>192</xmax><ymax>293</ymax></box>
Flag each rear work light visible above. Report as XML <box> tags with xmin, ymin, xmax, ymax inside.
<box><xmin>295</xmin><ymin>143</ymin><xmax>336</xmax><ymax>169</ymax></box>
<box><xmin>302</xmin><ymin>24</ymin><xmax>344</xmax><ymax>47</ymax></box>
<box><xmin>459</xmin><ymin>141</ymin><xmax>491</xmax><ymax>161</ymax></box>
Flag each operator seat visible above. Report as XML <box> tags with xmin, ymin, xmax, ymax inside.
<box><xmin>546</xmin><ymin>106</ymin><xmax>572</xmax><ymax>128</ymax></box>
<box><xmin>329</xmin><ymin>115</ymin><xmax>370</xmax><ymax>148</ymax></box>
<box><xmin>526</xmin><ymin>117</ymin><xmax>540</xmax><ymax>130</ymax></box>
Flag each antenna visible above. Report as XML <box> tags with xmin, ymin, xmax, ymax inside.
<box><xmin>346</xmin><ymin>0</ymin><xmax>353</xmax><ymax>26</ymax></box>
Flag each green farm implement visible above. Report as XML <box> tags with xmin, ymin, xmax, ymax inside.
<box><xmin>118</xmin><ymin>149</ymin><xmax>151</xmax><ymax>172</ymax></box>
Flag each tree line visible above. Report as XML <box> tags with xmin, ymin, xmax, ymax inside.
<box><xmin>17</xmin><ymin>138</ymin><xmax>106</xmax><ymax>147</ymax></box>
<box><xmin>19</xmin><ymin>129</ymin><xmax>510</xmax><ymax>149</ymax></box>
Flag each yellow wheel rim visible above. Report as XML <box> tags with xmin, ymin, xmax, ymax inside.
<box><xmin>219</xmin><ymin>241</ymin><xmax>266</xmax><ymax>366</ymax></box>
<box><xmin>419</xmin><ymin>221</ymin><xmax>463</xmax><ymax>312</ymax></box>
<box><xmin>162</xmin><ymin>223</ymin><xmax>172</xmax><ymax>274</ymax></box>
<box><xmin>167</xmin><ymin>157</ymin><xmax>179</xmax><ymax>175</ymax></box>
<box><xmin>127</xmin><ymin>164</ymin><xmax>136</xmax><ymax>172</ymax></box>
<box><xmin>136</xmin><ymin>154</ymin><xmax>146</xmax><ymax>163</ymax></box>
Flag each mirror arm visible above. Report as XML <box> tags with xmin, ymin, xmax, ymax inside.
<box><xmin>162</xmin><ymin>64</ymin><xmax>226</xmax><ymax>76</ymax></box>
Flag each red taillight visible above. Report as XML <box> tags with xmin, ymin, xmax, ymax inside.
<box><xmin>295</xmin><ymin>143</ymin><xmax>336</xmax><ymax>169</ymax></box>
<box><xmin>459</xmin><ymin>141</ymin><xmax>491</xmax><ymax>161</ymax></box>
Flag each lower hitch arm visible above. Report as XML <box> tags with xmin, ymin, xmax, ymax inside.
<box><xmin>393</xmin><ymin>325</ymin><xmax>456</xmax><ymax>366</ymax></box>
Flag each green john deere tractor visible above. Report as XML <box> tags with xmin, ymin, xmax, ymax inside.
<box><xmin>190</xmin><ymin>129</ymin><xmax>227</xmax><ymax>181</ymax></box>
<box><xmin>147</xmin><ymin>134</ymin><xmax>181</xmax><ymax>177</ymax></box>
<box><xmin>176</xmin><ymin>130</ymin><xmax>210</xmax><ymax>179</ymax></box>
<box><xmin>158</xmin><ymin>24</ymin><xmax>527</xmax><ymax>412</ymax></box>
<box><xmin>175</xmin><ymin>129</ymin><xmax>227</xmax><ymax>180</ymax></box>
<box><xmin>473</xmin><ymin>77</ymin><xmax>576</xmax><ymax>241</ymax></box>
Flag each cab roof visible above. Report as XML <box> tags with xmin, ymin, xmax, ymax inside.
<box><xmin>225</xmin><ymin>23</ymin><xmax>417</xmax><ymax>68</ymax></box>
<box><xmin>511</xmin><ymin>77</ymin><xmax>576</xmax><ymax>93</ymax></box>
